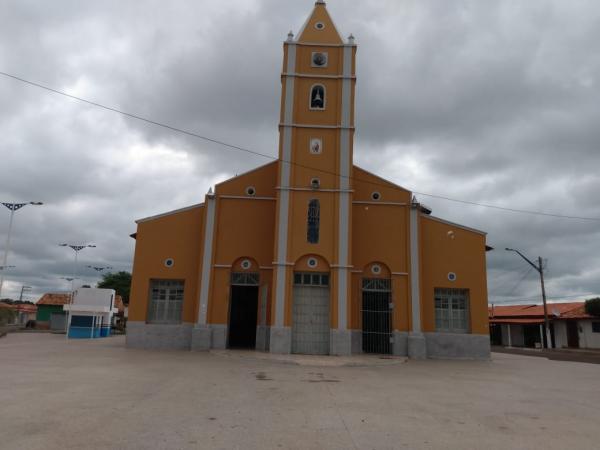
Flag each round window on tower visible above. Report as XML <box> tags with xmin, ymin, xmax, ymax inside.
<box><xmin>246</xmin><ymin>186</ymin><xmax>256</xmax><ymax>197</ymax></box>
<box><xmin>315</xmin><ymin>22</ymin><xmax>325</xmax><ymax>30</ymax></box>
<box><xmin>308</xmin><ymin>257</ymin><xmax>318</xmax><ymax>268</ymax></box>
<box><xmin>312</xmin><ymin>52</ymin><xmax>328</xmax><ymax>68</ymax></box>
<box><xmin>371</xmin><ymin>192</ymin><xmax>381</xmax><ymax>201</ymax></box>
<box><xmin>164</xmin><ymin>258</ymin><xmax>175</xmax><ymax>268</ymax></box>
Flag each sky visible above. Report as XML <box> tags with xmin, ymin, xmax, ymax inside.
<box><xmin>0</xmin><ymin>0</ymin><xmax>599</xmax><ymax>304</ymax></box>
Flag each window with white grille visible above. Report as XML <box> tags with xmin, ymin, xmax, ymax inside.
<box><xmin>147</xmin><ymin>280</ymin><xmax>184</xmax><ymax>324</ymax></box>
<box><xmin>434</xmin><ymin>288</ymin><xmax>469</xmax><ymax>333</ymax></box>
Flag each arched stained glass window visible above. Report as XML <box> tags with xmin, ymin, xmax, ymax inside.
<box><xmin>307</xmin><ymin>199</ymin><xmax>320</xmax><ymax>244</ymax></box>
<box><xmin>310</xmin><ymin>85</ymin><xmax>325</xmax><ymax>110</ymax></box>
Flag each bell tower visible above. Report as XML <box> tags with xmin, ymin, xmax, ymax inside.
<box><xmin>271</xmin><ymin>0</ymin><xmax>357</xmax><ymax>355</ymax></box>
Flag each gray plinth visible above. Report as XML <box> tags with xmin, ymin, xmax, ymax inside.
<box><xmin>191</xmin><ymin>325</ymin><xmax>212</xmax><ymax>352</ymax></box>
<box><xmin>351</xmin><ymin>330</ymin><xmax>362</xmax><ymax>354</ymax></box>
<box><xmin>408</xmin><ymin>333</ymin><xmax>427</xmax><ymax>359</ymax></box>
<box><xmin>392</xmin><ymin>331</ymin><xmax>409</xmax><ymax>356</ymax></box>
<box><xmin>269</xmin><ymin>326</ymin><xmax>291</xmax><ymax>354</ymax></box>
<box><xmin>210</xmin><ymin>324</ymin><xmax>228</xmax><ymax>350</ymax></box>
<box><xmin>126</xmin><ymin>322</ymin><xmax>192</xmax><ymax>351</ymax></box>
<box><xmin>425</xmin><ymin>332</ymin><xmax>491</xmax><ymax>360</ymax></box>
<box><xmin>330</xmin><ymin>329</ymin><xmax>352</xmax><ymax>356</ymax></box>
<box><xmin>256</xmin><ymin>325</ymin><xmax>270</xmax><ymax>352</ymax></box>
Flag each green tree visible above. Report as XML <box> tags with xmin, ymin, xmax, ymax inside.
<box><xmin>98</xmin><ymin>271</ymin><xmax>132</xmax><ymax>304</ymax></box>
<box><xmin>585</xmin><ymin>298</ymin><xmax>600</xmax><ymax>316</ymax></box>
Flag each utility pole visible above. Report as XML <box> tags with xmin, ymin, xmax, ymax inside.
<box><xmin>506</xmin><ymin>248</ymin><xmax>551</xmax><ymax>349</ymax></box>
<box><xmin>19</xmin><ymin>285</ymin><xmax>31</xmax><ymax>302</ymax></box>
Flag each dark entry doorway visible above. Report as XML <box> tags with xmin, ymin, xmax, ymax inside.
<box><xmin>228</xmin><ymin>284</ymin><xmax>259</xmax><ymax>349</ymax></box>
<box><xmin>361</xmin><ymin>278</ymin><xmax>392</xmax><ymax>354</ymax></box>
<box><xmin>567</xmin><ymin>321</ymin><xmax>579</xmax><ymax>348</ymax></box>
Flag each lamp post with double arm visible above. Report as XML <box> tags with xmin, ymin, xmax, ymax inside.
<box><xmin>0</xmin><ymin>201</ymin><xmax>43</xmax><ymax>299</ymax></box>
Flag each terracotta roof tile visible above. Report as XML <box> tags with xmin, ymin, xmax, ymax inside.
<box><xmin>489</xmin><ymin>302</ymin><xmax>588</xmax><ymax>321</ymax></box>
<box><xmin>36</xmin><ymin>293</ymin><xmax>71</xmax><ymax>306</ymax></box>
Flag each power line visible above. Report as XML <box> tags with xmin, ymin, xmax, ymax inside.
<box><xmin>490</xmin><ymin>292</ymin><xmax>598</xmax><ymax>304</ymax></box>
<box><xmin>2</xmin><ymin>70</ymin><xmax>600</xmax><ymax>222</ymax></box>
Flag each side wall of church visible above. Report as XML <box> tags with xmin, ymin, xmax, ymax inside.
<box><xmin>420</xmin><ymin>216</ymin><xmax>489</xmax><ymax>335</ymax></box>
<box><xmin>129</xmin><ymin>205</ymin><xmax>205</xmax><ymax>325</ymax></box>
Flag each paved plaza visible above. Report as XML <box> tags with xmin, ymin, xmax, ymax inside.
<box><xmin>1</xmin><ymin>333</ymin><xmax>598</xmax><ymax>450</ymax></box>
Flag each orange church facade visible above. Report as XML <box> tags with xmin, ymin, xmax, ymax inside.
<box><xmin>127</xmin><ymin>1</ymin><xmax>491</xmax><ymax>359</ymax></box>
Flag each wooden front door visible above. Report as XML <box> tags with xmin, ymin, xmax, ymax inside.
<box><xmin>566</xmin><ymin>321</ymin><xmax>579</xmax><ymax>348</ymax></box>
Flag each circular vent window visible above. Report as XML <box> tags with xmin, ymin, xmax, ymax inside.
<box><xmin>307</xmin><ymin>258</ymin><xmax>318</xmax><ymax>268</ymax></box>
<box><xmin>371</xmin><ymin>264</ymin><xmax>382</xmax><ymax>275</ymax></box>
<box><xmin>448</xmin><ymin>272</ymin><xmax>457</xmax><ymax>282</ymax></box>
<box><xmin>315</xmin><ymin>22</ymin><xmax>325</xmax><ymax>30</ymax></box>
<box><xmin>164</xmin><ymin>258</ymin><xmax>175</xmax><ymax>268</ymax></box>
<box><xmin>371</xmin><ymin>192</ymin><xmax>381</xmax><ymax>201</ymax></box>
<box><xmin>241</xmin><ymin>259</ymin><xmax>252</xmax><ymax>270</ymax></box>
<box><xmin>246</xmin><ymin>186</ymin><xmax>256</xmax><ymax>196</ymax></box>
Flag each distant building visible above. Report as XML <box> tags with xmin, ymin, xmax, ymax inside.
<box><xmin>489</xmin><ymin>302</ymin><xmax>600</xmax><ymax>349</ymax></box>
<box><xmin>127</xmin><ymin>1</ymin><xmax>492</xmax><ymax>359</ymax></box>
<box><xmin>64</xmin><ymin>288</ymin><xmax>119</xmax><ymax>338</ymax></box>
<box><xmin>36</xmin><ymin>293</ymin><xmax>71</xmax><ymax>331</ymax></box>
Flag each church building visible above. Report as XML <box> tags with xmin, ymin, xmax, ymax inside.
<box><xmin>127</xmin><ymin>1</ymin><xmax>491</xmax><ymax>359</ymax></box>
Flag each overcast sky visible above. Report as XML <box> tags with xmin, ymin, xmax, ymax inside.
<box><xmin>0</xmin><ymin>0</ymin><xmax>599</xmax><ymax>305</ymax></box>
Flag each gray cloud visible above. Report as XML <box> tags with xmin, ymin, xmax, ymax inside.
<box><xmin>0</xmin><ymin>0</ymin><xmax>599</xmax><ymax>305</ymax></box>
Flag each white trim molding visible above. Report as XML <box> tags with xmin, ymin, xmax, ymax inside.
<box><xmin>279</xmin><ymin>123</ymin><xmax>355</xmax><ymax>130</ymax></box>
<box><xmin>353</xmin><ymin>201</ymin><xmax>408</xmax><ymax>207</ymax></box>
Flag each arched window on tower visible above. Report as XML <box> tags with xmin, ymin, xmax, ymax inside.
<box><xmin>307</xmin><ymin>199</ymin><xmax>320</xmax><ymax>244</ymax></box>
<box><xmin>310</xmin><ymin>85</ymin><xmax>326</xmax><ymax>110</ymax></box>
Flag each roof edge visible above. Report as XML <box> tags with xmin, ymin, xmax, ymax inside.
<box><xmin>135</xmin><ymin>203</ymin><xmax>205</xmax><ymax>224</ymax></box>
<box><xmin>423</xmin><ymin>215</ymin><xmax>487</xmax><ymax>236</ymax></box>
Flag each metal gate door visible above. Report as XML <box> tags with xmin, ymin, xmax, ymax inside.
<box><xmin>362</xmin><ymin>278</ymin><xmax>392</xmax><ymax>354</ymax></box>
<box><xmin>292</xmin><ymin>273</ymin><xmax>330</xmax><ymax>355</ymax></box>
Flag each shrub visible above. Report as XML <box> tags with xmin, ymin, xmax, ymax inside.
<box><xmin>0</xmin><ymin>308</ymin><xmax>17</xmax><ymax>325</ymax></box>
<box><xmin>585</xmin><ymin>298</ymin><xmax>600</xmax><ymax>316</ymax></box>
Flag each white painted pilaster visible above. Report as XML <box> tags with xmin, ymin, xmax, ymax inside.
<box><xmin>197</xmin><ymin>191</ymin><xmax>216</xmax><ymax>325</ymax></box>
<box><xmin>336</xmin><ymin>43</ymin><xmax>354</xmax><ymax>331</ymax></box>
<box><xmin>274</xmin><ymin>42</ymin><xmax>297</xmax><ymax>328</ymax></box>
<box><xmin>409</xmin><ymin>203</ymin><xmax>422</xmax><ymax>333</ymax></box>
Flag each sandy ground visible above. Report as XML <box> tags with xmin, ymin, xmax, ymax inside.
<box><xmin>1</xmin><ymin>333</ymin><xmax>599</xmax><ymax>450</ymax></box>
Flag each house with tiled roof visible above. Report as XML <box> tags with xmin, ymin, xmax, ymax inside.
<box><xmin>489</xmin><ymin>302</ymin><xmax>600</xmax><ymax>349</ymax></box>
<box><xmin>36</xmin><ymin>293</ymin><xmax>71</xmax><ymax>330</ymax></box>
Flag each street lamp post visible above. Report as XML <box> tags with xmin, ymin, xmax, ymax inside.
<box><xmin>86</xmin><ymin>265</ymin><xmax>113</xmax><ymax>273</ymax></box>
<box><xmin>505</xmin><ymin>248</ymin><xmax>551</xmax><ymax>349</ymax></box>
<box><xmin>59</xmin><ymin>244</ymin><xmax>96</xmax><ymax>291</ymax></box>
<box><xmin>0</xmin><ymin>201</ymin><xmax>43</xmax><ymax>299</ymax></box>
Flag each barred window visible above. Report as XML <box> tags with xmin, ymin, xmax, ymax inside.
<box><xmin>147</xmin><ymin>280</ymin><xmax>184</xmax><ymax>324</ymax></box>
<box><xmin>434</xmin><ymin>288</ymin><xmax>469</xmax><ymax>333</ymax></box>
<box><xmin>294</xmin><ymin>272</ymin><xmax>329</xmax><ymax>287</ymax></box>
<box><xmin>231</xmin><ymin>272</ymin><xmax>260</xmax><ymax>286</ymax></box>
<box><xmin>362</xmin><ymin>278</ymin><xmax>391</xmax><ymax>292</ymax></box>
<box><xmin>307</xmin><ymin>199</ymin><xmax>320</xmax><ymax>244</ymax></box>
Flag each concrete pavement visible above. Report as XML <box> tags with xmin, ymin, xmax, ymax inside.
<box><xmin>1</xmin><ymin>333</ymin><xmax>599</xmax><ymax>450</ymax></box>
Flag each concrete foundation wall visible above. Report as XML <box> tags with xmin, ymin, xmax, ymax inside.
<box><xmin>392</xmin><ymin>331</ymin><xmax>408</xmax><ymax>356</ymax></box>
<box><xmin>126</xmin><ymin>322</ymin><xmax>193</xmax><ymax>350</ymax></box>
<box><xmin>330</xmin><ymin>329</ymin><xmax>352</xmax><ymax>356</ymax></box>
<box><xmin>425</xmin><ymin>332</ymin><xmax>490</xmax><ymax>360</ymax></box>
<box><xmin>351</xmin><ymin>330</ymin><xmax>362</xmax><ymax>354</ymax></box>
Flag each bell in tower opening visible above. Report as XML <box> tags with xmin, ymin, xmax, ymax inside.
<box><xmin>310</xmin><ymin>85</ymin><xmax>325</xmax><ymax>109</ymax></box>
